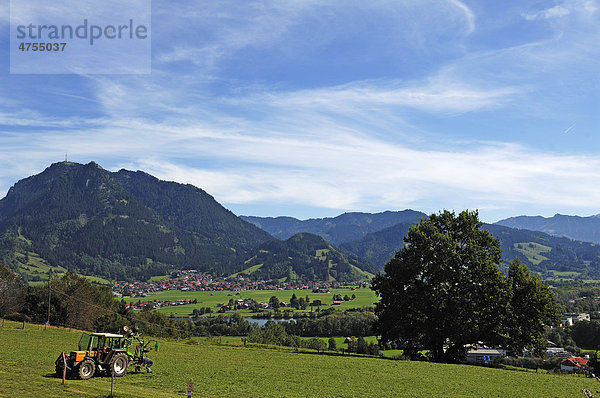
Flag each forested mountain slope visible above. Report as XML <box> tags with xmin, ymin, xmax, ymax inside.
<box><xmin>0</xmin><ymin>162</ymin><xmax>272</xmax><ymax>280</ymax></box>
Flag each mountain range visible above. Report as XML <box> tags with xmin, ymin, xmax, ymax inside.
<box><xmin>2</xmin><ymin>161</ymin><xmax>600</xmax><ymax>283</ymax></box>
<box><xmin>0</xmin><ymin>162</ymin><xmax>373</xmax><ymax>282</ymax></box>
<box><xmin>241</xmin><ymin>210</ymin><xmax>425</xmax><ymax>245</ymax></box>
<box><xmin>249</xmin><ymin>214</ymin><xmax>600</xmax><ymax>279</ymax></box>
<box><xmin>496</xmin><ymin>214</ymin><xmax>600</xmax><ymax>244</ymax></box>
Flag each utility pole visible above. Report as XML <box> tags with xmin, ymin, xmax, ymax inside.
<box><xmin>46</xmin><ymin>275</ymin><xmax>51</xmax><ymax>330</ymax></box>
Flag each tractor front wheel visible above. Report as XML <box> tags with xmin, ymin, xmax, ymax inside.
<box><xmin>78</xmin><ymin>359</ymin><xmax>96</xmax><ymax>380</ymax></box>
<box><xmin>109</xmin><ymin>353</ymin><xmax>129</xmax><ymax>377</ymax></box>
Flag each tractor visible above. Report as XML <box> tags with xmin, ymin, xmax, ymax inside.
<box><xmin>55</xmin><ymin>327</ymin><xmax>158</xmax><ymax>380</ymax></box>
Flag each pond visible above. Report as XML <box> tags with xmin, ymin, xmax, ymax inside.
<box><xmin>246</xmin><ymin>318</ymin><xmax>293</xmax><ymax>327</ymax></box>
<box><xmin>180</xmin><ymin>317</ymin><xmax>294</xmax><ymax>326</ymax></box>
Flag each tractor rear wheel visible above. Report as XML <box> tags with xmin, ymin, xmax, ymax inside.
<box><xmin>77</xmin><ymin>359</ymin><xmax>96</xmax><ymax>380</ymax></box>
<box><xmin>109</xmin><ymin>353</ymin><xmax>129</xmax><ymax>377</ymax></box>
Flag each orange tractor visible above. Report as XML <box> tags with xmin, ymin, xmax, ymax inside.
<box><xmin>55</xmin><ymin>328</ymin><xmax>157</xmax><ymax>380</ymax></box>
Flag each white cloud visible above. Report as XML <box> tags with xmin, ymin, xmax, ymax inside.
<box><xmin>3</xmin><ymin>115</ymin><xmax>600</xmax><ymax>219</ymax></box>
<box><xmin>120</xmin><ymin>132</ymin><xmax>600</xmax><ymax>215</ymax></box>
<box><xmin>265</xmin><ymin>78</ymin><xmax>517</xmax><ymax>115</ymax></box>
<box><xmin>523</xmin><ymin>5</ymin><xmax>571</xmax><ymax>20</ymax></box>
<box><xmin>523</xmin><ymin>0</ymin><xmax>598</xmax><ymax>21</ymax></box>
<box><xmin>449</xmin><ymin>0</ymin><xmax>476</xmax><ymax>34</ymax></box>
<box><xmin>581</xmin><ymin>0</ymin><xmax>599</xmax><ymax>14</ymax></box>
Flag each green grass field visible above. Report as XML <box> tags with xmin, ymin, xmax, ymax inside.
<box><xmin>0</xmin><ymin>320</ymin><xmax>596</xmax><ymax>397</ymax></box>
<box><xmin>124</xmin><ymin>288</ymin><xmax>378</xmax><ymax>316</ymax></box>
<box><xmin>514</xmin><ymin>242</ymin><xmax>552</xmax><ymax>265</ymax></box>
<box><xmin>29</xmin><ymin>274</ymin><xmax>113</xmax><ymax>287</ymax></box>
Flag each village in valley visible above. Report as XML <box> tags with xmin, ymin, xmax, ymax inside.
<box><xmin>114</xmin><ymin>269</ymin><xmax>368</xmax><ymax>297</ymax></box>
<box><xmin>114</xmin><ymin>269</ymin><xmax>367</xmax><ymax>312</ymax></box>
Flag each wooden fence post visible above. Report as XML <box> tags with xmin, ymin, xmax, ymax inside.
<box><xmin>62</xmin><ymin>352</ymin><xmax>67</xmax><ymax>385</ymax></box>
<box><xmin>110</xmin><ymin>369</ymin><xmax>115</xmax><ymax>397</ymax></box>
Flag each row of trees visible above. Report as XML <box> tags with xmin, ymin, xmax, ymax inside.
<box><xmin>372</xmin><ymin>210</ymin><xmax>560</xmax><ymax>362</ymax></box>
<box><xmin>246</xmin><ymin>322</ymin><xmax>380</xmax><ymax>355</ymax></box>
<box><xmin>0</xmin><ymin>267</ymin><xmax>183</xmax><ymax>337</ymax></box>
<box><xmin>278</xmin><ymin>312</ymin><xmax>374</xmax><ymax>337</ymax></box>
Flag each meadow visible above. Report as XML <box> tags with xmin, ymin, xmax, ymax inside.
<box><xmin>124</xmin><ymin>287</ymin><xmax>378</xmax><ymax>316</ymax></box>
<box><xmin>1</xmin><ymin>320</ymin><xmax>597</xmax><ymax>397</ymax></box>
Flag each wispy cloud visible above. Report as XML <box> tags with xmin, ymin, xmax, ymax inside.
<box><xmin>449</xmin><ymin>0</ymin><xmax>475</xmax><ymax>34</ymax></box>
<box><xmin>523</xmin><ymin>5</ymin><xmax>570</xmax><ymax>20</ymax></box>
<box><xmin>2</xmin><ymin>108</ymin><xmax>600</xmax><ymax>221</ymax></box>
<box><xmin>264</xmin><ymin>78</ymin><xmax>517</xmax><ymax>114</ymax></box>
<box><xmin>523</xmin><ymin>0</ymin><xmax>598</xmax><ymax>20</ymax></box>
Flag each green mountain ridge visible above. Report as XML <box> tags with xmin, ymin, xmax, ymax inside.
<box><xmin>338</xmin><ymin>221</ymin><xmax>600</xmax><ymax>278</ymax></box>
<box><xmin>237</xmin><ymin>232</ymin><xmax>377</xmax><ymax>282</ymax></box>
<box><xmin>245</xmin><ymin>212</ymin><xmax>600</xmax><ymax>278</ymax></box>
<box><xmin>241</xmin><ymin>210</ymin><xmax>425</xmax><ymax>245</ymax></box>
<box><xmin>0</xmin><ymin>162</ymin><xmax>271</xmax><ymax>280</ymax></box>
<box><xmin>0</xmin><ymin>162</ymin><xmax>375</xmax><ymax>282</ymax></box>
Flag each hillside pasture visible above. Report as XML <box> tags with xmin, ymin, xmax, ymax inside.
<box><xmin>514</xmin><ymin>242</ymin><xmax>551</xmax><ymax>265</ymax></box>
<box><xmin>0</xmin><ymin>320</ymin><xmax>596</xmax><ymax>397</ymax></box>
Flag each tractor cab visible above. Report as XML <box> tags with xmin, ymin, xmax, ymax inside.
<box><xmin>78</xmin><ymin>332</ymin><xmax>125</xmax><ymax>363</ymax></box>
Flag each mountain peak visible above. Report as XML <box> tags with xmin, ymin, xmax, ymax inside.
<box><xmin>0</xmin><ymin>161</ymin><xmax>274</xmax><ymax>281</ymax></box>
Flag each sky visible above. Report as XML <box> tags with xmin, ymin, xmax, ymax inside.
<box><xmin>0</xmin><ymin>0</ymin><xmax>599</xmax><ymax>223</ymax></box>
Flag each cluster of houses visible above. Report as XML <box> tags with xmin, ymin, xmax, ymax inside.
<box><xmin>466</xmin><ymin>347</ymin><xmax>592</xmax><ymax>373</ymax></box>
<box><xmin>561</xmin><ymin>312</ymin><xmax>591</xmax><ymax>326</ymax></box>
<box><xmin>465</xmin><ymin>346</ymin><xmax>589</xmax><ymax>372</ymax></box>
<box><xmin>126</xmin><ymin>298</ymin><xmax>197</xmax><ymax>310</ymax></box>
<box><xmin>113</xmin><ymin>269</ymin><xmax>369</xmax><ymax>297</ymax></box>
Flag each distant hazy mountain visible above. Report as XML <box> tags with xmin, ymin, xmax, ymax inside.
<box><xmin>236</xmin><ymin>232</ymin><xmax>377</xmax><ymax>282</ymax></box>
<box><xmin>241</xmin><ymin>210</ymin><xmax>426</xmax><ymax>245</ymax></box>
<box><xmin>496</xmin><ymin>214</ymin><xmax>600</xmax><ymax>244</ymax></box>
<box><xmin>339</xmin><ymin>222</ymin><xmax>415</xmax><ymax>267</ymax></box>
<box><xmin>484</xmin><ymin>223</ymin><xmax>600</xmax><ymax>277</ymax></box>
<box><xmin>341</xmin><ymin>220</ymin><xmax>600</xmax><ymax>278</ymax></box>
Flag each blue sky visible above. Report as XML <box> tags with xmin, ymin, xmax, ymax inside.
<box><xmin>1</xmin><ymin>0</ymin><xmax>599</xmax><ymax>222</ymax></box>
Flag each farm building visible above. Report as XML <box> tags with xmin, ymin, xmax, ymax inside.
<box><xmin>561</xmin><ymin>357</ymin><xmax>589</xmax><ymax>373</ymax></box>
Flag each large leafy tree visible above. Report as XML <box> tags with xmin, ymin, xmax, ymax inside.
<box><xmin>371</xmin><ymin>210</ymin><xmax>510</xmax><ymax>362</ymax></box>
<box><xmin>505</xmin><ymin>258</ymin><xmax>559</xmax><ymax>356</ymax></box>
